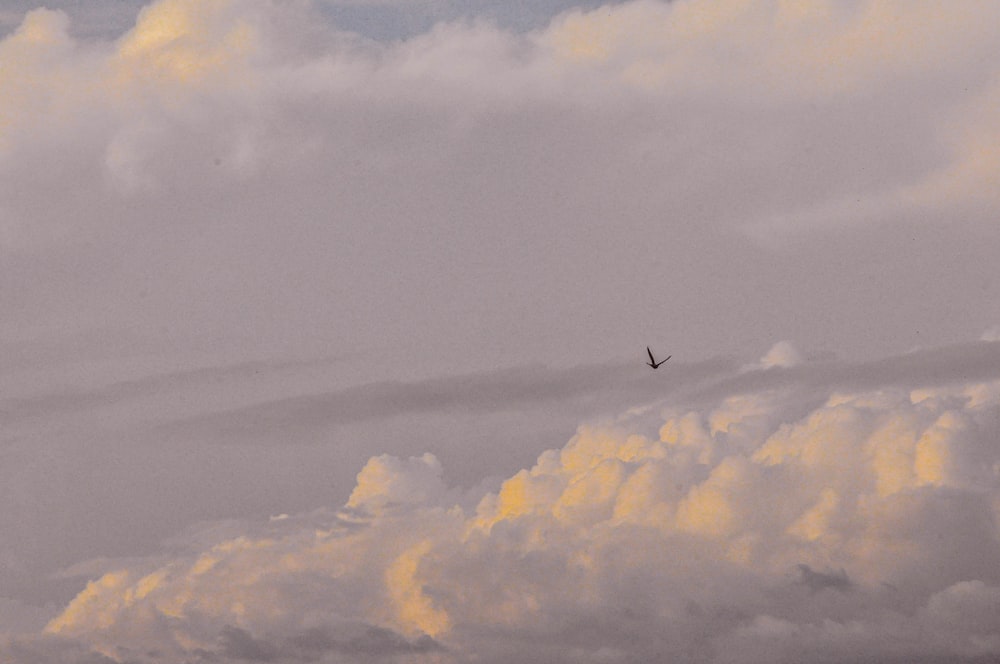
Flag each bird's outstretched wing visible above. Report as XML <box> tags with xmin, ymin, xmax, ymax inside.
<box><xmin>647</xmin><ymin>347</ymin><xmax>656</xmax><ymax>363</ymax></box>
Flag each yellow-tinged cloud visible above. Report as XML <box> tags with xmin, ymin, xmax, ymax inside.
<box><xmin>0</xmin><ymin>9</ymin><xmax>76</xmax><ymax>146</ymax></box>
<box><xmin>675</xmin><ymin>456</ymin><xmax>752</xmax><ymax>537</ymax></box>
<box><xmin>31</xmin><ymin>370</ymin><xmax>1000</xmax><ymax>662</ymax></box>
<box><xmin>788</xmin><ymin>488</ymin><xmax>837</xmax><ymax>544</ymax></box>
<box><xmin>43</xmin><ymin>570</ymin><xmax>131</xmax><ymax>634</ymax></box>
<box><xmin>0</xmin><ymin>0</ymin><xmax>281</xmax><ymax>208</ymax></box>
<box><xmin>9</xmin><ymin>7</ymin><xmax>71</xmax><ymax>47</ymax></box>
<box><xmin>385</xmin><ymin>540</ymin><xmax>451</xmax><ymax>637</ymax></box>
<box><xmin>116</xmin><ymin>0</ymin><xmax>259</xmax><ymax>85</ymax></box>
<box><xmin>0</xmin><ymin>0</ymin><xmax>264</xmax><ymax>129</ymax></box>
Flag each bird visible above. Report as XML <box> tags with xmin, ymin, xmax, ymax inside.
<box><xmin>646</xmin><ymin>347</ymin><xmax>671</xmax><ymax>369</ymax></box>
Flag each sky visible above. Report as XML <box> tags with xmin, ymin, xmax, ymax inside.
<box><xmin>1</xmin><ymin>0</ymin><xmax>999</xmax><ymax>661</ymax></box>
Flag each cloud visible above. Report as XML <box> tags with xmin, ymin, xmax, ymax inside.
<box><xmin>65</xmin><ymin>339</ymin><xmax>994</xmax><ymax>447</ymax></box>
<box><xmin>3</xmin><ymin>0</ymin><xmax>1000</xmax><ymax>657</ymax></box>
<box><xmin>4</xmin><ymin>0</ymin><xmax>1000</xmax><ymax>242</ymax></box>
<box><xmin>153</xmin><ymin>356</ymin><xmax>735</xmax><ymax>440</ymax></box>
<box><xmin>1</xmin><ymin>0</ymin><xmax>999</xmax><ymax>370</ymax></box>
<box><xmin>0</xmin><ymin>2</ymin><xmax>145</xmax><ymax>40</ymax></box>
<box><xmin>346</xmin><ymin>452</ymin><xmax>449</xmax><ymax>514</ymax></box>
<box><xmin>755</xmin><ymin>341</ymin><xmax>803</xmax><ymax>369</ymax></box>
<box><xmin>8</xmin><ymin>341</ymin><xmax>999</xmax><ymax>663</ymax></box>
<box><xmin>795</xmin><ymin>564</ymin><xmax>852</xmax><ymax>594</ymax></box>
<box><xmin>542</xmin><ymin>0</ymin><xmax>1000</xmax><ymax>236</ymax></box>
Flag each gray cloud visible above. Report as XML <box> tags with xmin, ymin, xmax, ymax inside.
<box><xmin>219</xmin><ymin>626</ymin><xmax>279</xmax><ymax>662</ymax></box>
<box><xmin>138</xmin><ymin>340</ymin><xmax>1000</xmax><ymax>446</ymax></box>
<box><xmin>796</xmin><ymin>565</ymin><xmax>853</xmax><ymax>594</ymax></box>
<box><xmin>0</xmin><ymin>635</ymin><xmax>118</xmax><ymax>664</ymax></box>
<box><xmin>4</xmin><ymin>0</ymin><xmax>1000</xmax><ymax>658</ymax></box>
<box><xmin>277</xmin><ymin>624</ymin><xmax>444</xmax><ymax>660</ymax></box>
<box><xmin>4</xmin><ymin>623</ymin><xmax>446</xmax><ymax>664</ymax></box>
<box><xmin>687</xmin><ymin>340</ymin><xmax>1000</xmax><ymax>405</ymax></box>
<box><xmin>0</xmin><ymin>354</ymin><xmax>349</xmax><ymax>435</ymax></box>
<box><xmin>154</xmin><ymin>355</ymin><xmax>735</xmax><ymax>439</ymax></box>
<box><xmin>2</xmin><ymin>0</ymin><xmax>999</xmax><ymax>373</ymax></box>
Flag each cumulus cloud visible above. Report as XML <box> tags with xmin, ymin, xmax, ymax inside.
<box><xmin>8</xmin><ymin>343</ymin><xmax>999</xmax><ymax>663</ymax></box>
<box><xmin>346</xmin><ymin>452</ymin><xmax>449</xmax><ymax>514</ymax></box>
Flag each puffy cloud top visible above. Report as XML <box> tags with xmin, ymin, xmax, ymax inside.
<box><xmin>346</xmin><ymin>452</ymin><xmax>448</xmax><ymax>514</ymax></box>
<box><xmin>9</xmin><ymin>362</ymin><xmax>999</xmax><ymax>663</ymax></box>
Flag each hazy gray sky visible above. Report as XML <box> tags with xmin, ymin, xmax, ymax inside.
<box><xmin>2</xmin><ymin>1</ymin><xmax>1000</xmax><ymax>662</ymax></box>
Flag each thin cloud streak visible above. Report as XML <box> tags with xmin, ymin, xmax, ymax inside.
<box><xmin>154</xmin><ymin>356</ymin><xmax>735</xmax><ymax>438</ymax></box>
<box><xmin>0</xmin><ymin>355</ymin><xmax>347</xmax><ymax>428</ymax></box>
<box><xmin>688</xmin><ymin>340</ymin><xmax>1000</xmax><ymax>404</ymax></box>
<box><xmin>148</xmin><ymin>340</ymin><xmax>1000</xmax><ymax>441</ymax></box>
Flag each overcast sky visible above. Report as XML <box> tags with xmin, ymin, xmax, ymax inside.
<box><xmin>2</xmin><ymin>0</ymin><xmax>1000</xmax><ymax>662</ymax></box>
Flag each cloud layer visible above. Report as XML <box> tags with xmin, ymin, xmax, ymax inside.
<box><xmin>4</xmin><ymin>1</ymin><xmax>1000</xmax><ymax>660</ymax></box>
<box><xmin>2</xmin><ymin>0</ymin><xmax>999</xmax><ymax>367</ymax></box>
<box><xmin>7</xmin><ymin>342</ymin><xmax>1000</xmax><ymax>663</ymax></box>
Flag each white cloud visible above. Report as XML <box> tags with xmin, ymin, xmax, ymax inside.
<box><xmin>3</xmin><ymin>0</ymin><xmax>1000</xmax><ymax>244</ymax></box>
<box><xmin>756</xmin><ymin>340</ymin><xmax>803</xmax><ymax>369</ymax></box>
<box><xmin>346</xmin><ymin>452</ymin><xmax>449</xmax><ymax>514</ymax></box>
<box><xmin>9</xmin><ymin>346</ymin><xmax>1000</xmax><ymax>663</ymax></box>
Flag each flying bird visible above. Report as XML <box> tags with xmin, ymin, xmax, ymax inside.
<box><xmin>646</xmin><ymin>347</ymin><xmax>671</xmax><ymax>369</ymax></box>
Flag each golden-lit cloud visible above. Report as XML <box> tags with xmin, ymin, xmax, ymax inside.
<box><xmin>11</xmin><ymin>346</ymin><xmax>999</xmax><ymax>663</ymax></box>
<box><xmin>116</xmin><ymin>0</ymin><xmax>258</xmax><ymax>84</ymax></box>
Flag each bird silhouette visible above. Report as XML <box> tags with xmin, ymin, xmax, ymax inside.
<box><xmin>646</xmin><ymin>347</ymin><xmax>671</xmax><ymax>369</ymax></box>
